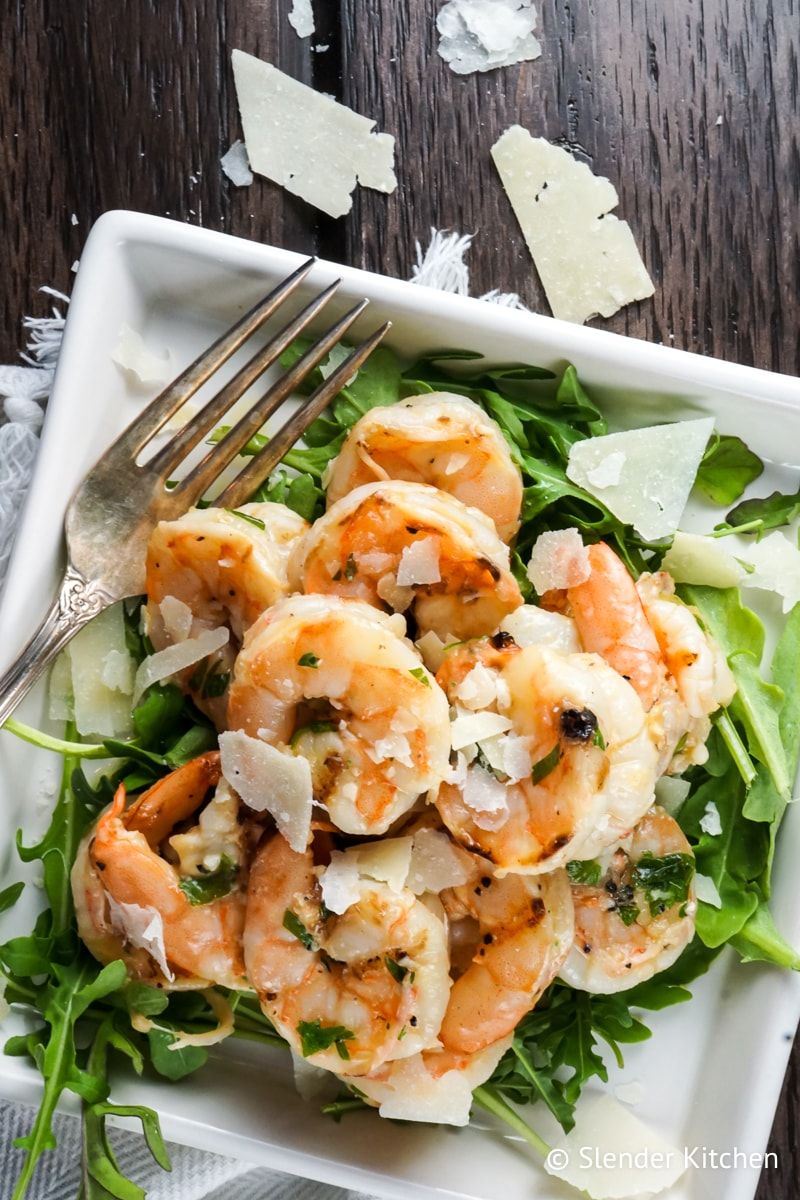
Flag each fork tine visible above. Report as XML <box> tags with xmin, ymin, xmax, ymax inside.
<box><xmin>214</xmin><ymin>322</ymin><xmax>391</xmax><ymax>511</ymax></box>
<box><xmin>145</xmin><ymin>279</ymin><xmax>342</xmax><ymax>479</ymax></box>
<box><xmin>173</xmin><ymin>300</ymin><xmax>372</xmax><ymax>509</ymax></box>
<box><xmin>107</xmin><ymin>257</ymin><xmax>317</xmax><ymax>459</ymax></box>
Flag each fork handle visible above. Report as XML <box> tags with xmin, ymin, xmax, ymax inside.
<box><xmin>0</xmin><ymin>565</ymin><xmax>114</xmax><ymax>727</ymax></box>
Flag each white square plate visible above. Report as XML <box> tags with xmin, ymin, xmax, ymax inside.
<box><xmin>1</xmin><ymin>211</ymin><xmax>799</xmax><ymax>1200</ymax></box>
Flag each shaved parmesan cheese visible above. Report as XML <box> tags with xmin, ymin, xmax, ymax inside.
<box><xmin>408</xmin><ymin>828</ymin><xmax>470</xmax><ymax>895</ymax></box>
<box><xmin>478</xmin><ymin>732</ymin><xmax>532</xmax><ymax>782</ymax></box>
<box><xmin>500</xmin><ymin>604</ymin><xmax>580</xmax><ymax>652</ymax></box>
<box><xmin>740</xmin><ymin>531</ymin><xmax>800</xmax><ymax>613</ymax></box>
<box><xmin>132</xmin><ymin>626</ymin><xmax>229</xmax><ymax>704</ymax></box>
<box><xmin>699</xmin><ymin>800</ymin><xmax>722</xmax><ymax>836</ymax></box>
<box><xmin>614</xmin><ymin>1080</ymin><xmax>645</xmax><ymax>1107</ymax></box>
<box><xmin>660</xmin><ymin>531</ymin><xmax>745</xmax><ymax>588</ymax></box>
<box><xmin>545</xmin><ymin>1092</ymin><xmax>685</xmax><ymax>1197</ymax></box>
<box><xmin>112</xmin><ymin>323</ymin><xmax>172</xmax><ymax>385</ymax></box>
<box><xmin>219</xmin><ymin>730</ymin><xmax>312</xmax><ymax>852</ymax></box>
<box><xmin>106</xmin><ymin>895</ymin><xmax>173</xmax><ymax>981</ymax></box>
<box><xmin>695</xmin><ymin>874</ymin><xmax>722</xmax><ymax>909</ymax></box>
<box><xmin>69</xmin><ymin>604</ymin><xmax>136</xmax><ymax>737</ymax></box>
<box><xmin>566</xmin><ymin>419</ymin><xmax>715</xmax><ymax>540</ymax></box>
<box><xmin>291</xmin><ymin>1051</ymin><xmax>339</xmax><ymax>1103</ymax></box>
<box><xmin>415</xmin><ymin>629</ymin><xmax>449</xmax><ymax>672</ymax></box>
<box><xmin>366</xmin><ymin>732</ymin><xmax>413</xmax><ymax>767</ymax></box>
<box><xmin>288</xmin><ymin>0</ymin><xmax>314</xmax><ymax>38</ymax></box>
<box><xmin>451</xmin><ymin>710</ymin><xmax>513</xmax><ymax>750</ymax></box>
<box><xmin>654</xmin><ymin>775</ymin><xmax>690</xmax><ymax>816</ymax></box>
<box><xmin>231</xmin><ymin>50</ymin><xmax>396</xmax><ymax>219</ymax></box>
<box><xmin>220</xmin><ymin>139</ymin><xmax>253</xmax><ymax>187</ymax></box>
<box><xmin>320</xmin><ymin>851</ymin><xmax>362</xmax><ymax>914</ymax></box>
<box><xmin>319</xmin><ymin>343</ymin><xmax>356</xmax><ymax>383</ymax></box>
<box><xmin>586</xmin><ymin>451</ymin><xmax>626</xmax><ymax>489</ymax></box>
<box><xmin>454</xmin><ymin>662</ymin><xmax>499</xmax><ymax>710</ymax></box>
<box><xmin>437</xmin><ymin>0</ymin><xmax>541</xmax><ymax>76</ymax></box>
<box><xmin>159</xmin><ymin>595</ymin><xmax>193</xmax><ymax>643</ymax></box>
<box><xmin>396</xmin><ymin>537</ymin><xmax>441</xmax><ymax>587</ymax></box>
<box><xmin>463</xmin><ymin>765</ymin><xmax>509</xmax><ymax>828</ymax></box>
<box><xmin>491</xmin><ymin>128</ymin><xmax>654</xmax><ymax>324</ymax></box>
<box><xmin>527</xmin><ymin>528</ymin><xmax>590</xmax><ymax>592</ymax></box>
<box><xmin>376</xmin><ymin>573</ymin><xmax>414</xmax><ymax>612</ymax></box>
<box><xmin>356</xmin><ymin>837</ymin><xmax>413</xmax><ymax>892</ymax></box>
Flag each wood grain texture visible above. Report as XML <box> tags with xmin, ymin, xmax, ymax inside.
<box><xmin>1</xmin><ymin>2</ymin><xmax>799</xmax><ymax>1196</ymax></box>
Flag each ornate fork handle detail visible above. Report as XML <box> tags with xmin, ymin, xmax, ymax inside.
<box><xmin>0</xmin><ymin>565</ymin><xmax>115</xmax><ymax>728</ymax></box>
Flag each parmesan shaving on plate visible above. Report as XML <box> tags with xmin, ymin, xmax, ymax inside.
<box><xmin>407</xmin><ymin>828</ymin><xmax>470</xmax><ymax>895</ymax></box>
<box><xmin>132</xmin><ymin>626</ymin><xmax>229</xmax><ymax>704</ymax></box>
<box><xmin>500</xmin><ymin>604</ymin><xmax>580</xmax><ymax>652</ymax></box>
<box><xmin>396</xmin><ymin>537</ymin><xmax>442</xmax><ymax>586</ymax></box>
<box><xmin>740</xmin><ymin>531</ymin><xmax>800</xmax><ymax>613</ymax></box>
<box><xmin>566</xmin><ymin>418</ymin><xmax>715</xmax><ymax>541</ymax></box>
<box><xmin>544</xmin><ymin>1092</ymin><xmax>685</xmax><ymax>1198</ymax></box>
<box><xmin>436</xmin><ymin>0</ymin><xmax>541</xmax><ymax>75</ymax></box>
<box><xmin>220</xmin><ymin>139</ymin><xmax>254</xmax><ymax>187</ymax></box>
<box><xmin>105</xmin><ymin>895</ymin><xmax>174</xmax><ymax>982</ymax></box>
<box><xmin>219</xmin><ymin>731</ymin><xmax>312</xmax><ymax>853</ymax></box>
<box><xmin>491</xmin><ymin>128</ymin><xmax>655</xmax><ymax>324</ymax></box>
<box><xmin>287</xmin><ymin>0</ymin><xmax>314</xmax><ymax>38</ymax></box>
<box><xmin>526</xmin><ymin>528</ymin><xmax>591</xmax><ymax>592</ymax></box>
<box><xmin>231</xmin><ymin>50</ymin><xmax>396</xmax><ymax>219</ymax></box>
<box><xmin>68</xmin><ymin>604</ymin><xmax>136</xmax><ymax>737</ymax></box>
<box><xmin>111</xmin><ymin>323</ymin><xmax>172</xmax><ymax>385</ymax></box>
<box><xmin>659</xmin><ymin>530</ymin><xmax>745</xmax><ymax>588</ymax></box>
<box><xmin>451</xmin><ymin>709</ymin><xmax>513</xmax><ymax>750</ymax></box>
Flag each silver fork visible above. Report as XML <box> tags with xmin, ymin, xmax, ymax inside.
<box><xmin>0</xmin><ymin>259</ymin><xmax>390</xmax><ymax>726</ymax></box>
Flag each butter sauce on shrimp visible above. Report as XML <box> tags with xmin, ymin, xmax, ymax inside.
<box><xmin>227</xmin><ymin>595</ymin><xmax>451</xmax><ymax>836</ymax></box>
<box><xmin>559</xmin><ymin>805</ymin><xmax>696</xmax><ymax>994</ymax></box>
<box><xmin>244</xmin><ymin>833</ymin><xmax>451</xmax><ymax>1076</ymax></box>
<box><xmin>289</xmin><ymin>480</ymin><xmax>522</xmax><ymax>641</ymax></box>
<box><xmin>324</xmin><ymin>393</ymin><xmax>523</xmax><ymax>541</ymax></box>
<box><xmin>72</xmin><ymin>754</ymin><xmax>248</xmax><ymax>989</ymax></box>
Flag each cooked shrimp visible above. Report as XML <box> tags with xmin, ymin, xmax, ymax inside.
<box><xmin>355</xmin><ymin>1037</ymin><xmax>512</xmax><ymax>1126</ymax></box>
<box><xmin>289</xmin><ymin>481</ymin><xmax>522</xmax><ymax>641</ymax></box>
<box><xmin>227</xmin><ymin>595</ymin><xmax>451</xmax><ymax>836</ymax></box>
<box><xmin>566</xmin><ymin>541</ymin><xmax>665</xmax><ymax>710</ymax></box>
<box><xmin>146</xmin><ymin>502</ymin><xmax>308</xmax><ymax>720</ymax></box>
<box><xmin>559</xmin><ymin>805</ymin><xmax>696</xmax><ymax>994</ymax></box>
<box><xmin>244</xmin><ymin>833</ymin><xmax>451</xmax><ymax>1076</ymax></box>
<box><xmin>438</xmin><ymin>857</ymin><xmax>574</xmax><ymax>1054</ymax></box>
<box><xmin>434</xmin><ymin>644</ymin><xmax>660</xmax><ymax>874</ymax></box>
<box><xmin>324</xmin><ymin>393</ymin><xmax>523</xmax><ymax>541</ymax></box>
<box><xmin>72</xmin><ymin>755</ymin><xmax>248</xmax><ymax>989</ymax></box>
<box><xmin>636</xmin><ymin>572</ymin><xmax>736</xmax><ymax>718</ymax></box>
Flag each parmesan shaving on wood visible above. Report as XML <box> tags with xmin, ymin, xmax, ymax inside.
<box><xmin>231</xmin><ymin>50</ymin><xmax>396</xmax><ymax>219</ymax></box>
<box><xmin>491</xmin><ymin>128</ymin><xmax>654</xmax><ymax>324</ymax></box>
<box><xmin>220</xmin><ymin>140</ymin><xmax>254</xmax><ymax>187</ymax></box>
<box><xmin>287</xmin><ymin>0</ymin><xmax>314</xmax><ymax>38</ymax></box>
<box><xmin>437</xmin><ymin>0</ymin><xmax>541</xmax><ymax>75</ymax></box>
<box><xmin>566</xmin><ymin>418</ymin><xmax>715</xmax><ymax>541</ymax></box>
<box><xmin>219</xmin><ymin>730</ymin><xmax>313</xmax><ymax>852</ymax></box>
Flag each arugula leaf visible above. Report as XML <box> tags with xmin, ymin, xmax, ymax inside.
<box><xmin>146</xmin><ymin>1029</ymin><xmax>208</xmax><ymax>1080</ymax></box>
<box><xmin>695</xmin><ymin>434</ymin><xmax>763</xmax><ymax>505</ymax></box>
<box><xmin>0</xmin><ymin>881</ymin><xmax>24</xmax><ymax>914</ymax></box>
<box><xmin>724</xmin><ymin>487</ymin><xmax>800</xmax><ymax>535</ymax></box>
<box><xmin>730</xmin><ymin>902</ymin><xmax>800</xmax><ymax>971</ymax></box>
<box><xmin>131</xmin><ymin>684</ymin><xmax>185</xmax><ymax>745</ymax></box>
<box><xmin>178</xmin><ymin>857</ymin><xmax>239</xmax><ymax>906</ymax></box>
<box><xmin>297</xmin><ymin>1019</ymin><xmax>355</xmax><ymax>1059</ymax></box>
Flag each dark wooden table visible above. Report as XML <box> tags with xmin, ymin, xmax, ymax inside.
<box><xmin>1</xmin><ymin>1</ymin><xmax>798</xmax><ymax>1195</ymax></box>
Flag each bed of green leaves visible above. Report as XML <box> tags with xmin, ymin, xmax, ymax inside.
<box><xmin>1</xmin><ymin>342</ymin><xmax>799</xmax><ymax>1194</ymax></box>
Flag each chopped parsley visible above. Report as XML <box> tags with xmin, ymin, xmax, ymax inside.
<box><xmin>408</xmin><ymin>667</ymin><xmax>431</xmax><ymax>687</ymax></box>
<box><xmin>632</xmin><ymin>852</ymin><xmax>695</xmax><ymax>916</ymax></box>
<box><xmin>385</xmin><ymin>956</ymin><xmax>409</xmax><ymax>983</ymax></box>
<box><xmin>297</xmin><ymin>1019</ymin><xmax>355</xmax><ymax>1059</ymax></box>
<box><xmin>229</xmin><ymin>509</ymin><xmax>266</xmax><ymax>530</ymax></box>
<box><xmin>566</xmin><ymin>860</ymin><xmax>602</xmax><ymax>887</ymax></box>
<box><xmin>178</xmin><ymin>857</ymin><xmax>239</xmax><ymax>905</ymax></box>
<box><xmin>592</xmin><ymin>728</ymin><xmax>606</xmax><ymax>750</ymax></box>
<box><xmin>531</xmin><ymin>743</ymin><xmax>561</xmax><ymax>784</ymax></box>
<box><xmin>298</xmin><ymin>652</ymin><xmax>320</xmax><ymax>668</ymax></box>
<box><xmin>283</xmin><ymin>909</ymin><xmax>315</xmax><ymax>951</ymax></box>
